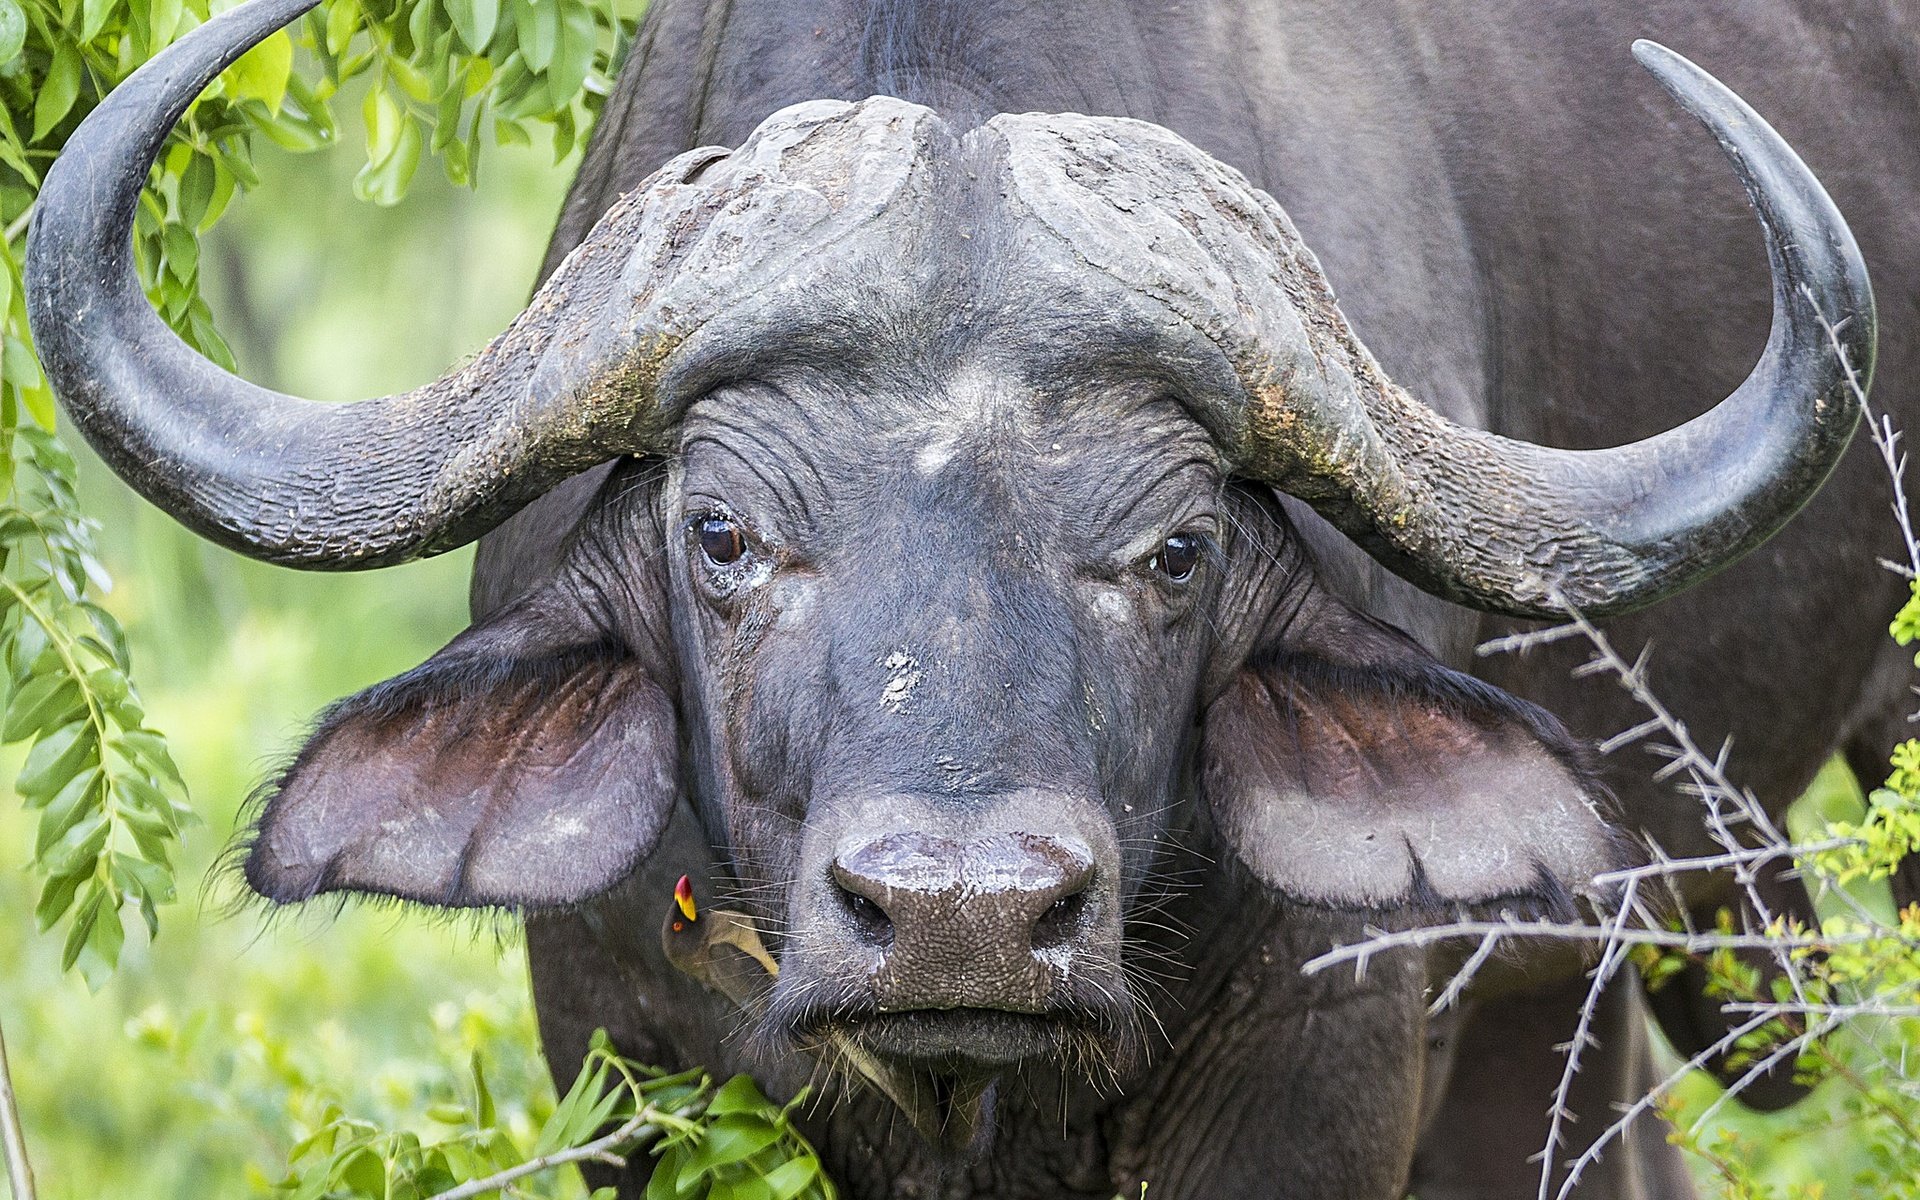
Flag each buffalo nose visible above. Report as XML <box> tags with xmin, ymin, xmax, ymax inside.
<box><xmin>830</xmin><ymin>831</ymin><xmax>1096</xmax><ymax>957</ymax></box>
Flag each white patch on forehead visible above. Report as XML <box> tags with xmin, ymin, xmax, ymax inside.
<box><xmin>1093</xmin><ymin>589</ymin><xmax>1133</xmax><ymax>623</ymax></box>
<box><xmin>908</xmin><ymin>362</ymin><xmax>1031</xmax><ymax>478</ymax></box>
<box><xmin>921</xmin><ymin>362</ymin><xmax>1029</xmax><ymax>441</ymax></box>
<box><xmin>916</xmin><ymin>434</ymin><xmax>958</xmax><ymax>476</ymax></box>
<box><xmin>942</xmin><ymin>362</ymin><xmax>1014</xmax><ymax>426</ymax></box>
<box><xmin>879</xmin><ymin>650</ymin><xmax>924</xmax><ymax>713</ymax></box>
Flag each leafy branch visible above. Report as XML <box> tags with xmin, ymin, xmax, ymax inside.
<box><xmin>271</xmin><ymin>1032</ymin><xmax>836</xmax><ymax>1200</ymax></box>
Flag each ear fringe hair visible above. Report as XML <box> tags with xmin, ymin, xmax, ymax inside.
<box><xmin>215</xmin><ymin>629</ymin><xmax>639</xmax><ymax>920</ymax></box>
<box><xmin>1234</xmin><ymin>646</ymin><xmax>1645</xmax><ymax>911</ymax></box>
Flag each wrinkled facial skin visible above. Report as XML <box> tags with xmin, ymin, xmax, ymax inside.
<box><xmin>658</xmin><ymin>338</ymin><xmax>1250</xmax><ymax>1079</ymax></box>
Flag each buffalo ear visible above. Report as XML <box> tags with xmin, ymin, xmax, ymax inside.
<box><xmin>1201</xmin><ymin>606</ymin><xmax>1631</xmax><ymax>913</ymax></box>
<box><xmin>243</xmin><ymin>593</ymin><xmax>678</xmax><ymax>909</ymax></box>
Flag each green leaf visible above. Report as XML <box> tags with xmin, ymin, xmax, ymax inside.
<box><xmin>448</xmin><ymin>0</ymin><xmax>499</xmax><ymax>54</ymax></box>
<box><xmin>113</xmin><ymin>852</ymin><xmax>177</xmax><ymax>907</ymax></box>
<box><xmin>79</xmin><ymin>0</ymin><xmax>112</xmax><ymax>42</ymax></box>
<box><xmin>438</xmin><ymin>136</ymin><xmax>470</xmax><ymax>186</ymax></box>
<box><xmin>34</xmin><ymin>862</ymin><xmax>89</xmax><ymax>931</ymax></box>
<box><xmin>646</xmin><ymin>1145</ymin><xmax>690</xmax><ymax>1200</ymax></box>
<box><xmin>353</xmin><ymin>112</ymin><xmax>422</xmax><ymax>206</ymax></box>
<box><xmin>363</xmin><ymin>85</ymin><xmax>403</xmax><ymax>164</ymax></box>
<box><xmin>148</xmin><ymin>0</ymin><xmax>184</xmax><ymax>49</ymax></box>
<box><xmin>546</xmin><ymin>0</ymin><xmax>595</xmax><ymax>108</ymax></box>
<box><xmin>760</xmin><ymin>1156</ymin><xmax>820</xmax><ymax>1200</ymax></box>
<box><xmin>18</xmin><ymin>721</ymin><xmax>98</xmax><ymax>798</ymax></box>
<box><xmin>33</xmin><ymin>767</ymin><xmax>101</xmax><ymax>854</ymax></box>
<box><xmin>6</xmin><ymin>606</ymin><xmax>46</xmax><ymax>677</ymax></box>
<box><xmin>0</xmin><ymin>0</ymin><xmax>26</xmax><ymax>67</ymax></box>
<box><xmin>325</xmin><ymin>0</ymin><xmax>360</xmax><ymax>57</ymax></box>
<box><xmin>3</xmin><ymin>335</ymin><xmax>43</xmax><ymax>394</ymax></box>
<box><xmin>79</xmin><ymin>601</ymin><xmax>130</xmax><ymax>666</ymax></box>
<box><xmin>4</xmin><ymin>672</ymin><xmax>81</xmax><ymax>741</ymax></box>
<box><xmin>388</xmin><ymin>55</ymin><xmax>435</xmax><ymax>103</ymax></box>
<box><xmin>706</xmin><ymin>1075</ymin><xmax>773</xmax><ymax>1117</ymax></box>
<box><xmin>684</xmin><ymin>1116</ymin><xmax>782</xmax><ymax>1175</ymax></box>
<box><xmin>226</xmin><ymin>28</ymin><xmax>294</xmax><ymax>113</ymax></box>
<box><xmin>174</xmin><ymin>152</ymin><xmax>217</xmax><ymax>231</ymax></box>
<box><xmin>162</xmin><ymin>220</ymin><xmax>198</xmax><ymax>282</ymax></box>
<box><xmin>198</xmin><ymin>162</ymin><xmax>236</xmax><ymax>231</ymax></box>
<box><xmin>31</xmin><ymin>45</ymin><xmax>82</xmax><ymax>142</ymax></box>
<box><xmin>514</xmin><ymin>0</ymin><xmax>558</xmax><ymax>72</ymax></box>
<box><xmin>73</xmin><ymin>886</ymin><xmax>127</xmax><ymax>990</ymax></box>
<box><xmin>709</xmin><ymin>1177</ymin><xmax>774</xmax><ymax>1200</ymax></box>
<box><xmin>407</xmin><ymin>0</ymin><xmax>443</xmax><ymax>53</ymax></box>
<box><xmin>40</xmin><ymin>809</ymin><xmax>107</xmax><ymax>875</ymax></box>
<box><xmin>60</xmin><ymin>882</ymin><xmax>105</xmax><ymax>971</ymax></box>
<box><xmin>114</xmin><ymin>767</ymin><xmax>179</xmax><ymax>821</ymax></box>
<box><xmin>117</xmin><ymin>727</ymin><xmax>184</xmax><ymax>788</ymax></box>
<box><xmin>493</xmin><ymin>117</ymin><xmax>529</xmax><ymax>147</ymax></box>
<box><xmin>339</xmin><ymin>1147</ymin><xmax>386</xmax><ymax>1195</ymax></box>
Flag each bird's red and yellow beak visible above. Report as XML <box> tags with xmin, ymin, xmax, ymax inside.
<box><xmin>673</xmin><ymin>874</ymin><xmax>698</xmax><ymax>922</ymax></box>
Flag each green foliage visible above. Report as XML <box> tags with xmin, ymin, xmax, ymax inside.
<box><xmin>1650</xmin><ymin>757</ymin><xmax>1920</xmax><ymax>1197</ymax></box>
<box><xmin>0</xmin><ymin>0</ymin><xmax>641</xmax><ymax>983</ymax></box>
<box><xmin>0</xmin><ymin>419</ymin><xmax>190</xmax><ymax>989</ymax></box>
<box><xmin>270</xmin><ymin>1031</ymin><xmax>835</xmax><ymax>1200</ymax></box>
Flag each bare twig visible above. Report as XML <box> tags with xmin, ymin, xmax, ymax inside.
<box><xmin>1721</xmin><ymin>1001</ymin><xmax>1920</xmax><ymax>1018</ymax></box>
<box><xmin>1535</xmin><ymin>880</ymin><xmax>1640</xmax><ymax>1200</ymax></box>
<box><xmin>1590</xmin><ymin>838</ymin><xmax>1858</xmax><ymax>888</ymax></box>
<box><xmin>1684</xmin><ymin>1015</ymin><xmax>1843</xmax><ymax>1138</ymax></box>
<box><xmin>1427</xmin><ymin>930</ymin><xmax>1502</xmax><ymax>1016</ymax></box>
<box><xmin>1551</xmin><ymin>1009</ymin><xmax>1779</xmax><ymax>1200</ymax></box>
<box><xmin>426</xmin><ymin>1103</ymin><xmax>683</xmax><ymax>1200</ymax></box>
<box><xmin>1</xmin><ymin>202</ymin><xmax>32</xmax><ymax>247</ymax></box>
<box><xmin>1303</xmin><ymin>918</ymin><xmax>1912</xmax><ymax>975</ymax></box>
<box><xmin>0</xmin><ymin>1013</ymin><xmax>37</xmax><ymax>1200</ymax></box>
<box><xmin>1810</xmin><ymin>287</ymin><xmax>1920</xmax><ymax>582</ymax></box>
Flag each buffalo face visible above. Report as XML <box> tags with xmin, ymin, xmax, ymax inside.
<box><xmin>33</xmin><ymin>0</ymin><xmax>1873</xmax><ymax>1148</ymax></box>
<box><xmin>665</xmin><ymin>346</ymin><xmax>1235</xmax><ymax>1077</ymax></box>
<box><xmin>234</xmin><ymin>103</ymin><xmax>1636</xmax><ymax>1112</ymax></box>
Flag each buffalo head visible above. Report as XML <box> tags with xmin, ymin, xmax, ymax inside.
<box><xmin>23</xmin><ymin>0</ymin><xmax>1872</xmax><ymax>1131</ymax></box>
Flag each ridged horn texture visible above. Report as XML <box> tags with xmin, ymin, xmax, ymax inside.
<box><xmin>995</xmin><ymin>42</ymin><xmax>1873</xmax><ymax>618</ymax></box>
<box><xmin>24</xmin><ymin>0</ymin><xmax>929</xmax><ymax>568</ymax></box>
<box><xmin>30</xmin><ymin>0</ymin><xmax>1872</xmax><ymax>613</ymax></box>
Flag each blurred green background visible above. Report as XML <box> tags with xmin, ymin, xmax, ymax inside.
<box><xmin>0</xmin><ymin>76</ymin><xmax>1908</xmax><ymax>1200</ymax></box>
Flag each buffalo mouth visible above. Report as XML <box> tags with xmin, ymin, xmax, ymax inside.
<box><xmin>777</xmin><ymin>994</ymin><xmax>1136</xmax><ymax>1080</ymax></box>
<box><xmin>773</xmin><ymin>1000</ymin><xmax>1132</xmax><ymax>1154</ymax></box>
<box><xmin>842</xmin><ymin>1007</ymin><xmax>1081</xmax><ymax>1069</ymax></box>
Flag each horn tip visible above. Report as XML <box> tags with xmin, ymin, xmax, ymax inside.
<box><xmin>1630</xmin><ymin>39</ymin><xmax>1696</xmax><ymax>85</ymax></box>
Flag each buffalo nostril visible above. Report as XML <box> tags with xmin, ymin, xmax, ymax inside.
<box><xmin>835</xmin><ymin>880</ymin><xmax>894</xmax><ymax>945</ymax></box>
<box><xmin>1031</xmin><ymin>885</ymin><xmax>1089</xmax><ymax>951</ymax></box>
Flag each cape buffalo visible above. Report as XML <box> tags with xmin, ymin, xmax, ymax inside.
<box><xmin>26</xmin><ymin>0</ymin><xmax>1911</xmax><ymax>1196</ymax></box>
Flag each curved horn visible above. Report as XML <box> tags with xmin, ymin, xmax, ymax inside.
<box><xmin>999</xmin><ymin>44</ymin><xmax>1872</xmax><ymax>619</ymax></box>
<box><xmin>26</xmin><ymin>0</ymin><xmax>717</xmax><ymax>567</ymax></box>
<box><xmin>1243</xmin><ymin>41</ymin><xmax>1875</xmax><ymax>618</ymax></box>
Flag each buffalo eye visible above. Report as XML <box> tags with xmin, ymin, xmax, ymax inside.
<box><xmin>1149</xmin><ymin>533</ymin><xmax>1203</xmax><ymax>583</ymax></box>
<box><xmin>696</xmin><ymin>516</ymin><xmax>746</xmax><ymax>566</ymax></box>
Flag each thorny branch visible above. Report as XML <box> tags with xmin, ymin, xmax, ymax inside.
<box><xmin>1307</xmin><ymin>299</ymin><xmax>1920</xmax><ymax>1199</ymax></box>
